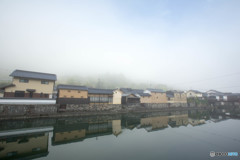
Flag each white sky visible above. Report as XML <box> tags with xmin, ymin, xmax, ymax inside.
<box><xmin>0</xmin><ymin>0</ymin><xmax>240</xmax><ymax>92</ymax></box>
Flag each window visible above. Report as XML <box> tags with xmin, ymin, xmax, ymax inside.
<box><xmin>19</xmin><ymin>79</ymin><xmax>28</xmax><ymax>83</ymax></box>
<box><xmin>41</xmin><ymin>80</ymin><xmax>49</xmax><ymax>84</ymax></box>
<box><xmin>14</xmin><ymin>91</ymin><xmax>25</xmax><ymax>97</ymax></box>
<box><xmin>44</xmin><ymin>94</ymin><xmax>49</xmax><ymax>98</ymax></box>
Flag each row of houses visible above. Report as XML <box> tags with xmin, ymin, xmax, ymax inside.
<box><xmin>186</xmin><ymin>90</ymin><xmax>240</xmax><ymax>102</ymax></box>
<box><xmin>0</xmin><ymin>69</ymin><xmax>239</xmax><ymax>105</ymax></box>
<box><xmin>0</xmin><ymin>70</ymin><xmax>187</xmax><ymax>105</ymax></box>
<box><xmin>57</xmin><ymin>85</ymin><xmax>187</xmax><ymax>105</ymax></box>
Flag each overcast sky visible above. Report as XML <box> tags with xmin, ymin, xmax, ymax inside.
<box><xmin>0</xmin><ymin>0</ymin><xmax>240</xmax><ymax>92</ymax></box>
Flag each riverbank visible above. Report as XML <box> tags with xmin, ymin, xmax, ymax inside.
<box><xmin>0</xmin><ymin>103</ymin><xmax>239</xmax><ymax>120</ymax></box>
<box><xmin>0</xmin><ymin>105</ymin><xmax>206</xmax><ymax>120</ymax></box>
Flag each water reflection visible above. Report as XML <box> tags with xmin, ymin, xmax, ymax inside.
<box><xmin>0</xmin><ymin>127</ymin><xmax>52</xmax><ymax>160</ymax></box>
<box><xmin>0</xmin><ymin>108</ymin><xmax>240</xmax><ymax>160</ymax></box>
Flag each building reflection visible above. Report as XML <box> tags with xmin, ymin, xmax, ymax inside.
<box><xmin>0</xmin><ymin>127</ymin><xmax>52</xmax><ymax>160</ymax></box>
<box><xmin>140</xmin><ymin>116</ymin><xmax>169</xmax><ymax>131</ymax></box>
<box><xmin>0</xmin><ymin>108</ymin><xmax>229</xmax><ymax>160</ymax></box>
<box><xmin>52</xmin><ymin>119</ymin><xmax>122</xmax><ymax>145</ymax></box>
<box><xmin>139</xmin><ymin>113</ymin><xmax>189</xmax><ymax>131</ymax></box>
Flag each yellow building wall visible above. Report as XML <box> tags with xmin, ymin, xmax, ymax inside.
<box><xmin>169</xmin><ymin>114</ymin><xmax>189</xmax><ymax>126</ymax></box>
<box><xmin>112</xmin><ymin>120</ymin><xmax>122</xmax><ymax>136</ymax></box>
<box><xmin>113</xmin><ymin>90</ymin><xmax>122</xmax><ymax>104</ymax></box>
<box><xmin>54</xmin><ymin>130</ymin><xmax>86</xmax><ymax>143</ymax></box>
<box><xmin>173</xmin><ymin>93</ymin><xmax>187</xmax><ymax>103</ymax></box>
<box><xmin>58</xmin><ymin>89</ymin><xmax>88</xmax><ymax>98</ymax></box>
<box><xmin>0</xmin><ymin>134</ymin><xmax>48</xmax><ymax>158</ymax></box>
<box><xmin>141</xmin><ymin>116</ymin><xmax>169</xmax><ymax>129</ymax></box>
<box><xmin>5</xmin><ymin>77</ymin><xmax>54</xmax><ymax>94</ymax></box>
<box><xmin>141</xmin><ymin>92</ymin><xmax>167</xmax><ymax>103</ymax></box>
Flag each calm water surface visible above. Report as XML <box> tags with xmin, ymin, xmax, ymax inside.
<box><xmin>0</xmin><ymin>109</ymin><xmax>240</xmax><ymax>160</ymax></box>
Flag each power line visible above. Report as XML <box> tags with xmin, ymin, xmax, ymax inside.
<box><xmin>175</xmin><ymin>72</ymin><xmax>240</xmax><ymax>86</ymax></box>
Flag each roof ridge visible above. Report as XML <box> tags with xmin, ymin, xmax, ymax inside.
<box><xmin>13</xmin><ymin>69</ymin><xmax>56</xmax><ymax>76</ymax></box>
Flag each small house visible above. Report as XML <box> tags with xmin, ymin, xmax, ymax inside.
<box><xmin>57</xmin><ymin>84</ymin><xmax>89</xmax><ymax>104</ymax></box>
<box><xmin>1</xmin><ymin>70</ymin><xmax>56</xmax><ymax>99</ymax></box>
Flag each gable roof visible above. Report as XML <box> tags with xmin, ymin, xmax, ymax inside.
<box><xmin>188</xmin><ymin>90</ymin><xmax>202</xmax><ymax>93</ymax></box>
<box><xmin>120</xmin><ymin>88</ymin><xmax>146</xmax><ymax>96</ymax></box>
<box><xmin>10</xmin><ymin>70</ymin><xmax>57</xmax><ymax>81</ymax></box>
<box><xmin>88</xmin><ymin>88</ymin><xmax>113</xmax><ymax>95</ymax></box>
<box><xmin>57</xmin><ymin>84</ymin><xmax>88</xmax><ymax>91</ymax></box>
<box><xmin>146</xmin><ymin>88</ymin><xmax>165</xmax><ymax>93</ymax></box>
<box><xmin>206</xmin><ymin>90</ymin><xmax>222</xmax><ymax>94</ymax></box>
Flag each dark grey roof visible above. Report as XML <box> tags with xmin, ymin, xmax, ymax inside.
<box><xmin>206</xmin><ymin>90</ymin><xmax>222</xmax><ymax>93</ymax></box>
<box><xmin>0</xmin><ymin>83</ymin><xmax>15</xmax><ymax>89</ymax></box>
<box><xmin>88</xmin><ymin>88</ymin><xmax>113</xmax><ymax>95</ymax></box>
<box><xmin>57</xmin><ymin>84</ymin><xmax>88</xmax><ymax>91</ymax></box>
<box><xmin>147</xmin><ymin>88</ymin><xmax>165</xmax><ymax>93</ymax></box>
<box><xmin>188</xmin><ymin>90</ymin><xmax>202</xmax><ymax>93</ymax></box>
<box><xmin>166</xmin><ymin>90</ymin><xmax>184</xmax><ymax>94</ymax></box>
<box><xmin>10</xmin><ymin>70</ymin><xmax>57</xmax><ymax>81</ymax></box>
<box><xmin>120</xmin><ymin>88</ymin><xmax>145</xmax><ymax>96</ymax></box>
<box><xmin>142</xmin><ymin>93</ymin><xmax>151</xmax><ymax>97</ymax></box>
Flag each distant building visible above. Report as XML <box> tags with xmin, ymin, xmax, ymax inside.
<box><xmin>223</xmin><ymin>93</ymin><xmax>240</xmax><ymax>102</ymax></box>
<box><xmin>57</xmin><ymin>84</ymin><xmax>89</xmax><ymax>105</ymax></box>
<box><xmin>141</xmin><ymin>89</ymin><xmax>167</xmax><ymax>103</ymax></box>
<box><xmin>113</xmin><ymin>88</ymin><xmax>143</xmax><ymax>104</ymax></box>
<box><xmin>205</xmin><ymin>90</ymin><xmax>225</xmax><ymax>102</ymax></box>
<box><xmin>0</xmin><ymin>70</ymin><xmax>56</xmax><ymax>99</ymax></box>
<box><xmin>57</xmin><ymin>85</ymin><xmax>114</xmax><ymax>105</ymax></box>
<box><xmin>186</xmin><ymin>90</ymin><xmax>203</xmax><ymax>98</ymax></box>
<box><xmin>88</xmin><ymin>88</ymin><xmax>113</xmax><ymax>104</ymax></box>
<box><xmin>166</xmin><ymin>90</ymin><xmax>187</xmax><ymax>104</ymax></box>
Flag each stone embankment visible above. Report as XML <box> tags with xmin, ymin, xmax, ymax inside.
<box><xmin>0</xmin><ymin>102</ymin><xmax>239</xmax><ymax>120</ymax></box>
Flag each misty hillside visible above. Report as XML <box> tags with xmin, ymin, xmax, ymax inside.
<box><xmin>0</xmin><ymin>71</ymin><xmax>168</xmax><ymax>90</ymax></box>
<box><xmin>57</xmin><ymin>73</ymin><xmax>168</xmax><ymax>90</ymax></box>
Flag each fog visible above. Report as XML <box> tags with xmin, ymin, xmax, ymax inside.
<box><xmin>0</xmin><ymin>0</ymin><xmax>240</xmax><ymax>92</ymax></box>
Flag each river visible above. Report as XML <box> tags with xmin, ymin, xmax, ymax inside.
<box><xmin>0</xmin><ymin>108</ymin><xmax>240</xmax><ymax>160</ymax></box>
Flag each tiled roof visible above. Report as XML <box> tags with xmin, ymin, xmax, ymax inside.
<box><xmin>188</xmin><ymin>90</ymin><xmax>202</xmax><ymax>93</ymax></box>
<box><xmin>120</xmin><ymin>88</ymin><xmax>145</xmax><ymax>96</ymax></box>
<box><xmin>0</xmin><ymin>83</ymin><xmax>16</xmax><ymax>89</ymax></box>
<box><xmin>10</xmin><ymin>70</ymin><xmax>57</xmax><ymax>81</ymax></box>
<box><xmin>146</xmin><ymin>88</ymin><xmax>165</xmax><ymax>93</ymax></box>
<box><xmin>142</xmin><ymin>93</ymin><xmax>151</xmax><ymax>97</ymax></box>
<box><xmin>88</xmin><ymin>88</ymin><xmax>113</xmax><ymax>94</ymax></box>
<box><xmin>57</xmin><ymin>84</ymin><xmax>88</xmax><ymax>91</ymax></box>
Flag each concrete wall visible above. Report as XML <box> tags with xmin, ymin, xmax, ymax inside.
<box><xmin>65</xmin><ymin>104</ymin><xmax>122</xmax><ymax>112</ymax></box>
<box><xmin>0</xmin><ymin>104</ymin><xmax>58</xmax><ymax>116</ymax></box>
